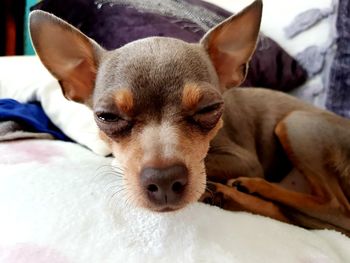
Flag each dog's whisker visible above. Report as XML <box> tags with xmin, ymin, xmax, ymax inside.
<box><xmin>95</xmin><ymin>166</ymin><xmax>124</xmax><ymax>175</ymax></box>
<box><xmin>97</xmin><ymin>172</ymin><xmax>124</xmax><ymax>179</ymax></box>
<box><xmin>94</xmin><ymin>164</ymin><xmax>125</xmax><ymax>173</ymax></box>
<box><xmin>109</xmin><ymin>164</ymin><xmax>125</xmax><ymax>172</ymax></box>
<box><xmin>105</xmin><ymin>184</ymin><xmax>122</xmax><ymax>193</ymax></box>
<box><xmin>94</xmin><ymin>174</ymin><xmax>123</xmax><ymax>180</ymax></box>
<box><xmin>111</xmin><ymin>188</ymin><xmax>127</xmax><ymax>199</ymax></box>
<box><xmin>90</xmin><ymin>165</ymin><xmax>124</xmax><ymax>181</ymax></box>
<box><xmin>101</xmin><ymin>181</ymin><xmax>123</xmax><ymax>191</ymax></box>
<box><xmin>107</xmin><ymin>187</ymin><xmax>127</xmax><ymax>206</ymax></box>
<box><xmin>89</xmin><ymin>172</ymin><xmax>124</xmax><ymax>186</ymax></box>
<box><xmin>122</xmin><ymin>192</ymin><xmax>133</xmax><ymax>211</ymax></box>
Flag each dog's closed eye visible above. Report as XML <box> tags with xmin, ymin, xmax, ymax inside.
<box><xmin>95</xmin><ymin>111</ymin><xmax>133</xmax><ymax>137</ymax></box>
<box><xmin>191</xmin><ymin>102</ymin><xmax>223</xmax><ymax>130</ymax></box>
<box><xmin>196</xmin><ymin>102</ymin><xmax>222</xmax><ymax>115</ymax></box>
<box><xmin>96</xmin><ymin>112</ymin><xmax>120</xmax><ymax>122</ymax></box>
<box><xmin>182</xmin><ymin>83</ymin><xmax>224</xmax><ymax>131</ymax></box>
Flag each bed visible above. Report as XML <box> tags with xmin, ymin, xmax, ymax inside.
<box><xmin>1</xmin><ymin>0</ymin><xmax>349</xmax><ymax>262</ymax></box>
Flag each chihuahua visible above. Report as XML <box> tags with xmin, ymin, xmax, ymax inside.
<box><xmin>30</xmin><ymin>0</ymin><xmax>350</xmax><ymax>235</ymax></box>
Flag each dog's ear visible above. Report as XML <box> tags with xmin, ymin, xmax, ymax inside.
<box><xmin>201</xmin><ymin>0</ymin><xmax>262</xmax><ymax>90</ymax></box>
<box><xmin>30</xmin><ymin>11</ymin><xmax>104</xmax><ymax>103</ymax></box>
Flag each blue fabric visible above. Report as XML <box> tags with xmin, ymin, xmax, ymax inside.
<box><xmin>0</xmin><ymin>99</ymin><xmax>71</xmax><ymax>141</ymax></box>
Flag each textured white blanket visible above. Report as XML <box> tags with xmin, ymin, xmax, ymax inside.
<box><xmin>0</xmin><ymin>140</ymin><xmax>349</xmax><ymax>263</ymax></box>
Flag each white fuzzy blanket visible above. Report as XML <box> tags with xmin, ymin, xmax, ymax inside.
<box><xmin>0</xmin><ymin>140</ymin><xmax>349</xmax><ymax>263</ymax></box>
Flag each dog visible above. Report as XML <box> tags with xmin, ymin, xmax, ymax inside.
<box><xmin>29</xmin><ymin>0</ymin><xmax>350</xmax><ymax>235</ymax></box>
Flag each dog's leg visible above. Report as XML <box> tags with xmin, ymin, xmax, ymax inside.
<box><xmin>227</xmin><ymin>177</ymin><xmax>327</xmax><ymax>211</ymax></box>
<box><xmin>228</xmin><ymin>111</ymin><xmax>350</xmax><ymax>230</ymax></box>
<box><xmin>283</xmin><ymin>207</ymin><xmax>350</xmax><ymax>236</ymax></box>
<box><xmin>204</xmin><ymin>137</ymin><xmax>290</xmax><ymax>222</ymax></box>
<box><xmin>205</xmin><ymin>140</ymin><xmax>264</xmax><ymax>182</ymax></box>
<box><xmin>200</xmin><ymin>181</ymin><xmax>290</xmax><ymax>223</ymax></box>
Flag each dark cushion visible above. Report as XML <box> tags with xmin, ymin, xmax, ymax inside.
<box><xmin>31</xmin><ymin>0</ymin><xmax>307</xmax><ymax>91</ymax></box>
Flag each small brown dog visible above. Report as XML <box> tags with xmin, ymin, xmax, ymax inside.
<box><xmin>29</xmin><ymin>1</ymin><xmax>350</xmax><ymax>235</ymax></box>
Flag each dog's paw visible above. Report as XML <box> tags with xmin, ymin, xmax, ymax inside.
<box><xmin>228</xmin><ymin>180</ymin><xmax>250</xmax><ymax>194</ymax></box>
<box><xmin>199</xmin><ymin>190</ymin><xmax>213</xmax><ymax>204</ymax></box>
<box><xmin>227</xmin><ymin>178</ymin><xmax>265</xmax><ymax>197</ymax></box>
<box><xmin>200</xmin><ymin>182</ymin><xmax>225</xmax><ymax>208</ymax></box>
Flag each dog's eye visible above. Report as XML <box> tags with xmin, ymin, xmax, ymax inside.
<box><xmin>196</xmin><ymin>103</ymin><xmax>222</xmax><ymax>115</ymax></box>
<box><xmin>191</xmin><ymin>102</ymin><xmax>223</xmax><ymax>130</ymax></box>
<box><xmin>95</xmin><ymin>111</ymin><xmax>133</xmax><ymax>138</ymax></box>
<box><xmin>96</xmin><ymin>112</ymin><xmax>120</xmax><ymax>122</ymax></box>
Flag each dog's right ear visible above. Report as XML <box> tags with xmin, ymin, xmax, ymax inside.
<box><xmin>200</xmin><ymin>0</ymin><xmax>262</xmax><ymax>91</ymax></box>
<box><xmin>30</xmin><ymin>11</ymin><xmax>104</xmax><ymax>104</ymax></box>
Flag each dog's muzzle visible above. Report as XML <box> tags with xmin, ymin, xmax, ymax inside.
<box><xmin>140</xmin><ymin>163</ymin><xmax>188</xmax><ymax>209</ymax></box>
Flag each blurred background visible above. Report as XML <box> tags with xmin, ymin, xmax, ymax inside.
<box><xmin>1</xmin><ymin>0</ymin><xmax>37</xmax><ymax>56</ymax></box>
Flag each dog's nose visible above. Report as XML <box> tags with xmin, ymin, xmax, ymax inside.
<box><xmin>140</xmin><ymin>164</ymin><xmax>188</xmax><ymax>206</ymax></box>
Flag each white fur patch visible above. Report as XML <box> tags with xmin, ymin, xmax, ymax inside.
<box><xmin>140</xmin><ymin>121</ymin><xmax>179</xmax><ymax>163</ymax></box>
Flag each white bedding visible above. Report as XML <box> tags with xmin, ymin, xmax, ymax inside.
<box><xmin>1</xmin><ymin>140</ymin><xmax>350</xmax><ymax>263</ymax></box>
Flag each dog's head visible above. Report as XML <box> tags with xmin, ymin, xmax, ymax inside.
<box><xmin>29</xmin><ymin>0</ymin><xmax>262</xmax><ymax>212</ymax></box>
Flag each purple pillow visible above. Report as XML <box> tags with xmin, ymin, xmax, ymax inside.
<box><xmin>31</xmin><ymin>0</ymin><xmax>307</xmax><ymax>91</ymax></box>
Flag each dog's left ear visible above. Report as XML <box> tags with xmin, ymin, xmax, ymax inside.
<box><xmin>29</xmin><ymin>10</ymin><xmax>104</xmax><ymax>104</ymax></box>
<box><xmin>201</xmin><ymin>0</ymin><xmax>262</xmax><ymax>90</ymax></box>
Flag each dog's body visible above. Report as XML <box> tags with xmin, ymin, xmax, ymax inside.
<box><xmin>29</xmin><ymin>0</ymin><xmax>350</xmax><ymax>235</ymax></box>
<box><xmin>205</xmin><ymin>87</ymin><xmax>350</xmax><ymax>235</ymax></box>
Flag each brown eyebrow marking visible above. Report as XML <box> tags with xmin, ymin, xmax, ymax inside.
<box><xmin>114</xmin><ymin>88</ymin><xmax>134</xmax><ymax>115</ymax></box>
<box><xmin>182</xmin><ymin>84</ymin><xmax>202</xmax><ymax>111</ymax></box>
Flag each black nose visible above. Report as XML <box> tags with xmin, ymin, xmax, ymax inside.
<box><xmin>140</xmin><ymin>164</ymin><xmax>188</xmax><ymax>206</ymax></box>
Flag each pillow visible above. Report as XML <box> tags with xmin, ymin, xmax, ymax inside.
<box><xmin>241</xmin><ymin>34</ymin><xmax>307</xmax><ymax>91</ymax></box>
<box><xmin>31</xmin><ymin>0</ymin><xmax>307</xmax><ymax>92</ymax></box>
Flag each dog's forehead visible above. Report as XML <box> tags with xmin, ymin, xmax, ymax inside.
<box><xmin>93</xmin><ymin>37</ymin><xmax>218</xmax><ymax>117</ymax></box>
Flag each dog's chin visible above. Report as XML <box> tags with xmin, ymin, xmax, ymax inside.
<box><xmin>152</xmin><ymin>204</ymin><xmax>186</xmax><ymax>213</ymax></box>
<box><xmin>141</xmin><ymin>200</ymin><xmax>192</xmax><ymax>213</ymax></box>
<box><xmin>131</xmin><ymin>183</ymin><xmax>205</xmax><ymax>213</ymax></box>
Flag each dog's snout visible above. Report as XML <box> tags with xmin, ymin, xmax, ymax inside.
<box><xmin>140</xmin><ymin>164</ymin><xmax>188</xmax><ymax>206</ymax></box>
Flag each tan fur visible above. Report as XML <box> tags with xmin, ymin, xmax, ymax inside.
<box><xmin>182</xmin><ymin>84</ymin><xmax>202</xmax><ymax>110</ymax></box>
<box><xmin>110</xmin><ymin>118</ymin><xmax>223</xmax><ymax>211</ymax></box>
<box><xmin>111</xmin><ymin>136</ymin><xmax>144</xmax><ymax>208</ymax></box>
<box><xmin>114</xmin><ymin>89</ymin><xmax>134</xmax><ymax>115</ymax></box>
